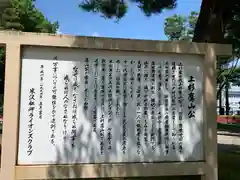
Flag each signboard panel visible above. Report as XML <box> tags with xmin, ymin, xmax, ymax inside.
<box><xmin>17</xmin><ymin>46</ymin><xmax>204</xmax><ymax>165</ymax></box>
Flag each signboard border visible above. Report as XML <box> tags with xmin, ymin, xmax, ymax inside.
<box><xmin>0</xmin><ymin>31</ymin><xmax>231</xmax><ymax>180</ymax></box>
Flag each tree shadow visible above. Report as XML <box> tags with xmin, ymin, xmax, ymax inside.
<box><xmin>217</xmin><ymin>126</ymin><xmax>240</xmax><ymax>137</ymax></box>
<box><xmin>218</xmin><ymin>143</ymin><xmax>240</xmax><ymax>153</ymax></box>
<box><xmin>18</xmin><ymin>39</ymin><xmax>218</xmax><ymax>180</ymax></box>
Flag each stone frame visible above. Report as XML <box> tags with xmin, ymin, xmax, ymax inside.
<box><xmin>0</xmin><ymin>31</ymin><xmax>232</xmax><ymax>180</ymax></box>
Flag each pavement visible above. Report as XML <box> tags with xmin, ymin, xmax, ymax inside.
<box><xmin>217</xmin><ymin>130</ymin><xmax>240</xmax><ymax>153</ymax></box>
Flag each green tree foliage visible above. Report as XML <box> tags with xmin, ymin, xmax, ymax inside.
<box><xmin>80</xmin><ymin>0</ymin><xmax>176</xmax><ymax>20</ymax></box>
<box><xmin>0</xmin><ymin>0</ymin><xmax>59</xmax><ymax>95</ymax></box>
<box><xmin>164</xmin><ymin>14</ymin><xmax>186</xmax><ymax>40</ymax></box>
<box><xmin>1</xmin><ymin>0</ymin><xmax>59</xmax><ymax>32</ymax></box>
<box><xmin>164</xmin><ymin>11</ymin><xmax>198</xmax><ymax>41</ymax></box>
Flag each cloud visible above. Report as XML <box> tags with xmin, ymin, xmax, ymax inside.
<box><xmin>56</xmin><ymin>30</ymin><xmax>62</xmax><ymax>34</ymax></box>
<box><xmin>92</xmin><ymin>32</ymin><xmax>100</xmax><ymax>37</ymax></box>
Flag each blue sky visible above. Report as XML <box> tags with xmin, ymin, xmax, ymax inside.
<box><xmin>35</xmin><ymin>0</ymin><xmax>201</xmax><ymax>40</ymax></box>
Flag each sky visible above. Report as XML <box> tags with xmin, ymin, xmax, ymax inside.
<box><xmin>35</xmin><ymin>0</ymin><xmax>202</xmax><ymax>40</ymax></box>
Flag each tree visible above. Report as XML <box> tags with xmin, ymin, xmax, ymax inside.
<box><xmin>1</xmin><ymin>0</ymin><xmax>59</xmax><ymax>32</ymax></box>
<box><xmin>192</xmin><ymin>0</ymin><xmax>240</xmax><ymax>43</ymax></box>
<box><xmin>79</xmin><ymin>0</ymin><xmax>240</xmax><ymax>43</ymax></box>
<box><xmin>0</xmin><ymin>0</ymin><xmax>59</xmax><ymax>96</ymax></box>
<box><xmin>164</xmin><ymin>11</ymin><xmax>198</xmax><ymax>41</ymax></box>
<box><xmin>222</xmin><ymin>68</ymin><xmax>240</xmax><ymax>115</ymax></box>
<box><xmin>80</xmin><ymin>0</ymin><xmax>176</xmax><ymax>20</ymax></box>
<box><xmin>164</xmin><ymin>14</ymin><xmax>187</xmax><ymax>41</ymax></box>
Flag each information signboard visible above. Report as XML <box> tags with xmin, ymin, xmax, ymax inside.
<box><xmin>0</xmin><ymin>32</ymin><xmax>230</xmax><ymax>180</ymax></box>
<box><xmin>18</xmin><ymin>46</ymin><xmax>204</xmax><ymax>165</ymax></box>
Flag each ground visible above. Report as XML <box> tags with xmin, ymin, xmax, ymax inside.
<box><xmin>217</xmin><ymin>126</ymin><xmax>240</xmax><ymax>180</ymax></box>
<box><xmin>218</xmin><ymin>152</ymin><xmax>240</xmax><ymax>180</ymax></box>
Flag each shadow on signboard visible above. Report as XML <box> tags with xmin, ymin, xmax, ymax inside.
<box><xmin>45</xmin><ymin>41</ymin><xmax>216</xmax><ymax>180</ymax></box>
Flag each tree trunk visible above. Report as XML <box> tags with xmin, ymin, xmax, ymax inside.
<box><xmin>219</xmin><ymin>90</ymin><xmax>224</xmax><ymax>115</ymax></box>
<box><xmin>225</xmin><ymin>81</ymin><xmax>230</xmax><ymax>115</ymax></box>
<box><xmin>193</xmin><ymin>0</ymin><xmax>235</xmax><ymax>43</ymax></box>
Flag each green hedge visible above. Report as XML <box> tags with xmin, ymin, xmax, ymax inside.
<box><xmin>217</xmin><ymin>123</ymin><xmax>240</xmax><ymax>129</ymax></box>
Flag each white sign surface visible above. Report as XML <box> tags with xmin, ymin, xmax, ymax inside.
<box><xmin>18</xmin><ymin>46</ymin><xmax>204</xmax><ymax>165</ymax></box>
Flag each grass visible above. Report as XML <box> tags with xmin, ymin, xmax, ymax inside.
<box><xmin>218</xmin><ymin>152</ymin><xmax>240</xmax><ymax>180</ymax></box>
<box><xmin>218</xmin><ymin>122</ymin><xmax>240</xmax><ymax>129</ymax></box>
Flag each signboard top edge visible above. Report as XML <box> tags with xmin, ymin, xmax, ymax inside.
<box><xmin>0</xmin><ymin>30</ymin><xmax>232</xmax><ymax>56</ymax></box>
